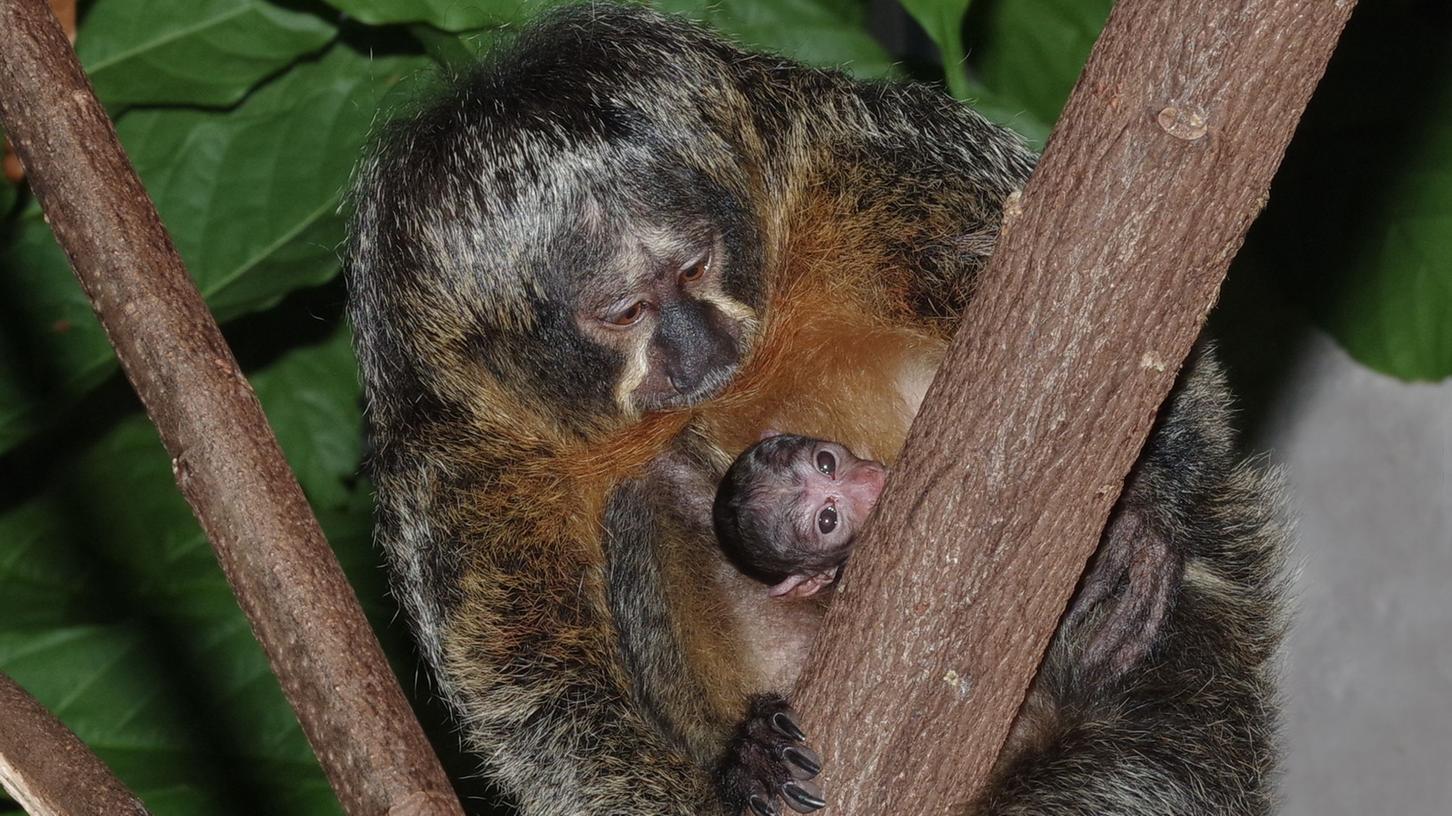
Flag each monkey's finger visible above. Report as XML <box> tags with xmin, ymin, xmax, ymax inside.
<box><xmin>782</xmin><ymin>746</ymin><xmax>821</xmax><ymax>780</ymax></box>
<box><xmin>771</xmin><ymin>709</ymin><xmax>807</xmax><ymax>742</ymax></box>
<box><xmin>782</xmin><ymin>780</ymin><xmax>827</xmax><ymax>813</ymax></box>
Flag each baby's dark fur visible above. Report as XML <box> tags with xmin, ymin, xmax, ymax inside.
<box><xmin>713</xmin><ymin>434</ymin><xmax>847</xmax><ymax>587</ymax></box>
<box><xmin>346</xmin><ymin>5</ymin><xmax>1287</xmax><ymax>814</ymax></box>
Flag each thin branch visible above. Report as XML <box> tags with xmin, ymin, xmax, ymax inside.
<box><xmin>0</xmin><ymin>2</ymin><xmax>462</xmax><ymax>814</ymax></box>
<box><xmin>0</xmin><ymin>673</ymin><xmax>148</xmax><ymax>816</ymax></box>
<box><xmin>792</xmin><ymin>0</ymin><xmax>1355</xmax><ymax>812</ymax></box>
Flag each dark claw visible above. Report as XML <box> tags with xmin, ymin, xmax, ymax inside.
<box><xmin>783</xmin><ymin>746</ymin><xmax>821</xmax><ymax>779</ymax></box>
<box><xmin>771</xmin><ymin>709</ymin><xmax>807</xmax><ymax>742</ymax></box>
<box><xmin>749</xmin><ymin>794</ymin><xmax>779</xmax><ymax>816</ymax></box>
<box><xmin>782</xmin><ymin>780</ymin><xmax>827</xmax><ymax>813</ymax></box>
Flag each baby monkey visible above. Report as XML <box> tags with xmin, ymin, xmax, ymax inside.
<box><xmin>713</xmin><ymin>433</ymin><xmax>887</xmax><ymax>599</ymax></box>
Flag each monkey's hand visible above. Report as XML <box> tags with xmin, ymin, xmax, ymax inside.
<box><xmin>766</xmin><ymin>566</ymin><xmax>841</xmax><ymax>599</ymax></box>
<box><xmin>717</xmin><ymin>694</ymin><xmax>826</xmax><ymax>815</ymax></box>
<box><xmin>1066</xmin><ymin>505</ymin><xmax>1184</xmax><ymax>687</ymax></box>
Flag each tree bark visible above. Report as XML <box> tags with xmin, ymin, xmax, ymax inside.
<box><xmin>0</xmin><ymin>673</ymin><xmax>149</xmax><ymax>816</ymax></box>
<box><xmin>792</xmin><ymin>0</ymin><xmax>1355</xmax><ymax>813</ymax></box>
<box><xmin>0</xmin><ymin>2</ymin><xmax>462</xmax><ymax>814</ymax></box>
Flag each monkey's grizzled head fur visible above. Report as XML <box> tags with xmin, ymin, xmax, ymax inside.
<box><xmin>348</xmin><ymin>7</ymin><xmax>771</xmax><ymax>441</ymax></box>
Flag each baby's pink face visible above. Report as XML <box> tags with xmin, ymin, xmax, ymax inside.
<box><xmin>767</xmin><ymin>440</ymin><xmax>887</xmax><ymax>599</ymax></box>
<box><xmin>791</xmin><ymin>441</ymin><xmax>886</xmax><ymax>550</ymax></box>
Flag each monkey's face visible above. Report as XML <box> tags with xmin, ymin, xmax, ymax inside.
<box><xmin>778</xmin><ymin>439</ymin><xmax>887</xmax><ymax>554</ymax></box>
<box><xmin>721</xmin><ymin>435</ymin><xmax>888</xmax><ymax>568</ymax></box>
<box><xmin>348</xmin><ymin>90</ymin><xmax>768</xmax><ymax>433</ymax></box>
<box><xmin>574</xmin><ymin>221</ymin><xmax>759</xmax><ymax>414</ymax></box>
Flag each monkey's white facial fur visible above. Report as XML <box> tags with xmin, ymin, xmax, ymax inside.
<box><xmin>577</xmin><ymin>229</ymin><xmax>759</xmax><ymax>415</ymax></box>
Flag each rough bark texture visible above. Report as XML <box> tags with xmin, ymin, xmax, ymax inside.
<box><xmin>1</xmin><ymin>0</ymin><xmax>69</xmax><ymax>182</ymax></box>
<box><xmin>792</xmin><ymin>0</ymin><xmax>1355</xmax><ymax>813</ymax></box>
<box><xmin>0</xmin><ymin>673</ymin><xmax>149</xmax><ymax>816</ymax></box>
<box><xmin>0</xmin><ymin>2</ymin><xmax>462</xmax><ymax>814</ymax></box>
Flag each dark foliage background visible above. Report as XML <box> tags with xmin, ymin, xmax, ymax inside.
<box><xmin>0</xmin><ymin>0</ymin><xmax>1446</xmax><ymax>812</ymax></box>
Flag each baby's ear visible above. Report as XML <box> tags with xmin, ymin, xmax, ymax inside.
<box><xmin>759</xmin><ymin>428</ymin><xmax>782</xmax><ymax>440</ymax></box>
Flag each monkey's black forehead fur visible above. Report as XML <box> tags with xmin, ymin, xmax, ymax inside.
<box><xmin>364</xmin><ymin>5</ymin><xmax>754</xmax><ymax>227</ymax></box>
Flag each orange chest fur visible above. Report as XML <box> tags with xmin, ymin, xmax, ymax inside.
<box><xmin>694</xmin><ymin>269</ymin><xmax>946</xmax><ymax>465</ymax></box>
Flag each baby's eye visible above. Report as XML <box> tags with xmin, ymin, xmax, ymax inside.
<box><xmin>817</xmin><ymin>505</ymin><xmax>838</xmax><ymax>535</ymax></box>
<box><xmin>815</xmin><ymin>450</ymin><xmax>836</xmax><ymax>477</ymax></box>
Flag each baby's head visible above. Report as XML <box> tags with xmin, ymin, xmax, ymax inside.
<box><xmin>712</xmin><ymin>433</ymin><xmax>886</xmax><ymax>598</ymax></box>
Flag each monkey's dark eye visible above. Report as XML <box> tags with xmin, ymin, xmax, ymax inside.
<box><xmin>815</xmin><ymin>450</ymin><xmax>836</xmax><ymax>477</ymax></box>
<box><xmin>679</xmin><ymin>249</ymin><xmax>710</xmax><ymax>284</ymax></box>
<box><xmin>605</xmin><ymin>300</ymin><xmax>649</xmax><ymax>327</ymax></box>
<box><xmin>817</xmin><ymin>505</ymin><xmax>838</xmax><ymax>535</ymax></box>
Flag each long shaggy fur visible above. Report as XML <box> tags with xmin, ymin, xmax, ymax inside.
<box><xmin>346</xmin><ymin>5</ymin><xmax>1286</xmax><ymax>815</ymax></box>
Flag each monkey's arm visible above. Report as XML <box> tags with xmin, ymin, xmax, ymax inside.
<box><xmin>403</xmin><ymin>467</ymin><xmax>819</xmax><ymax>816</ymax></box>
<box><xmin>607</xmin><ymin>476</ymin><xmax>826</xmax><ymax>814</ymax></box>
<box><xmin>375</xmin><ymin>464</ymin><xmax>731</xmax><ymax>816</ymax></box>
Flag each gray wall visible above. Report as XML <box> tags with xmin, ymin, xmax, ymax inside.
<box><xmin>1235</xmin><ymin>320</ymin><xmax>1451</xmax><ymax>815</ymax></box>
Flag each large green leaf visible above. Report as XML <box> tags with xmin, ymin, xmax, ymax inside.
<box><xmin>409</xmin><ymin>23</ymin><xmax>504</xmax><ymax>70</ymax></box>
<box><xmin>0</xmin><ymin>322</ymin><xmax>373</xmax><ymax>815</ymax></box>
<box><xmin>1247</xmin><ymin>0</ymin><xmax>1452</xmax><ymax>381</ymax></box>
<box><xmin>320</xmin><ymin>0</ymin><xmax>533</xmax><ymax>31</ymax></box>
<box><xmin>900</xmin><ymin>0</ymin><xmax>973</xmax><ymax>98</ymax></box>
<box><xmin>658</xmin><ymin>0</ymin><xmax>894</xmax><ymax>77</ymax></box>
<box><xmin>966</xmin><ymin>0</ymin><xmax>1112</xmax><ymax>128</ymax></box>
<box><xmin>77</xmin><ymin>0</ymin><xmax>337</xmax><ymax>109</ymax></box>
<box><xmin>251</xmin><ymin>322</ymin><xmax>364</xmax><ymax>510</ymax></box>
<box><xmin>0</xmin><ymin>43</ymin><xmax>429</xmax><ymax>453</ymax></box>
<box><xmin>406</xmin><ymin>0</ymin><xmax>892</xmax><ymax>80</ymax></box>
<box><xmin>396</xmin><ymin>0</ymin><xmax>894</xmax><ymax>76</ymax></box>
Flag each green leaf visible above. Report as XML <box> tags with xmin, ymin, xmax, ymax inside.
<box><xmin>900</xmin><ymin>0</ymin><xmax>973</xmax><ymax>98</ymax></box>
<box><xmin>0</xmin><ymin>43</ymin><xmax>430</xmax><ymax>453</ymax></box>
<box><xmin>409</xmin><ymin>23</ymin><xmax>502</xmax><ymax>71</ymax></box>
<box><xmin>959</xmin><ymin>82</ymin><xmax>1051</xmax><ymax>149</ymax></box>
<box><xmin>1247</xmin><ymin>1</ymin><xmax>1452</xmax><ymax>381</ymax></box>
<box><xmin>319</xmin><ymin>0</ymin><xmax>535</xmax><ymax>31</ymax></box>
<box><xmin>253</xmin><ymin>324</ymin><xmax>363</xmax><ymax>509</ymax></box>
<box><xmin>407</xmin><ymin>0</ymin><xmax>895</xmax><ymax>80</ymax></box>
<box><xmin>967</xmin><ymin>0</ymin><xmax>1112</xmax><ymax>127</ymax></box>
<box><xmin>77</xmin><ymin>0</ymin><xmax>337</xmax><ymax>109</ymax></box>
<box><xmin>657</xmin><ymin>0</ymin><xmax>894</xmax><ymax>77</ymax></box>
<box><xmin>0</xmin><ymin>429</ymin><xmax>337</xmax><ymax>814</ymax></box>
<box><xmin>0</xmin><ymin>322</ymin><xmax>372</xmax><ymax>814</ymax></box>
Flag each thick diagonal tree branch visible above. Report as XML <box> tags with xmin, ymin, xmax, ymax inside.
<box><xmin>0</xmin><ymin>2</ymin><xmax>462</xmax><ymax>814</ymax></box>
<box><xmin>792</xmin><ymin>0</ymin><xmax>1355</xmax><ymax>813</ymax></box>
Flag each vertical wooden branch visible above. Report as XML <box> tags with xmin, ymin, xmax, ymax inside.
<box><xmin>0</xmin><ymin>2</ymin><xmax>462</xmax><ymax>814</ymax></box>
<box><xmin>792</xmin><ymin>0</ymin><xmax>1355</xmax><ymax>813</ymax></box>
<box><xmin>0</xmin><ymin>673</ymin><xmax>148</xmax><ymax>816</ymax></box>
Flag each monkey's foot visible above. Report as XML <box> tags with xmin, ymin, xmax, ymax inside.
<box><xmin>718</xmin><ymin>694</ymin><xmax>826</xmax><ymax>815</ymax></box>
